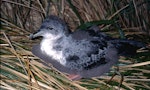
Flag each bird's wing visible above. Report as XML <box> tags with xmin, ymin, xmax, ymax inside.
<box><xmin>64</xmin><ymin>41</ymin><xmax>119</xmax><ymax>79</ymax></box>
<box><xmin>63</xmin><ymin>29</ymin><xmax>117</xmax><ymax>71</ymax></box>
<box><xmin>79</xmin><ymin>42</ymin><xmax>118</xmax><ymax>78</ymax></box>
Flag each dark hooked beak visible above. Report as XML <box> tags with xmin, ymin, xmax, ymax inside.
<box><xmin>29</xmin><ymin>30</ymin><xmax>43</xmax><ymax>40</ymax></box>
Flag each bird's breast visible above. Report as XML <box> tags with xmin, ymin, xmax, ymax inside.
<box><xmin>40</xmin><ymin>39</ymin><xmax>67</xmax><ymax>65</ymax></box>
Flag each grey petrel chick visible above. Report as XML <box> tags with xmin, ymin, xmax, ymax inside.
<box><xmin>30</xmin><ymin>15</ymin><xmax>144</xmax><ymax>80</ymax></box>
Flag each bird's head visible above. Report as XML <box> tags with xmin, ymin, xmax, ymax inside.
<box><xmin>30</xmin><ymin>15</ymin><xmax>69</xmax><ymax>40</ymax></box>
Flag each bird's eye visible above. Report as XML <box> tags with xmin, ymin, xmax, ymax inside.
<box><xmin>47</xmin><ymin>27</ymin><xmax>53</xmax><ymax>30</ymax></box>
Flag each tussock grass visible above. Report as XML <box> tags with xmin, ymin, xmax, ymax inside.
<box><xmin>1</xmin><ymin>0</ymin><xmax>150</xmax><ymax>89</ymax></box>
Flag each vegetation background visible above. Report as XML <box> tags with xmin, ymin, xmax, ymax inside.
<box><xmin>1</xmin><ymin>0</ymin><xmax>150</xmax><ymax>90</ymax></box>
